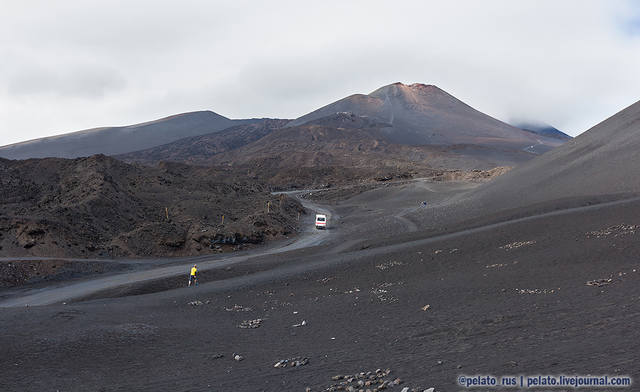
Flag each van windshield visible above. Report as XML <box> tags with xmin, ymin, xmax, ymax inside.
<box><xmin>317</xmin><ymin>217</ymin><xmax>325</xmax><ymax>221</ymax></box>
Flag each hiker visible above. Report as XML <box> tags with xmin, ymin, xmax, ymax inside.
<box><xmin>188</xmin><ymin>264</ymin><xmax>198</xmax><ymax>286</ymax></box>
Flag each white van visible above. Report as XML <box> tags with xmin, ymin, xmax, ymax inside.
<box><xmin>315</xmin><ymin>214</ymin><xmax>327</xmax><ymax>229</ymax></box>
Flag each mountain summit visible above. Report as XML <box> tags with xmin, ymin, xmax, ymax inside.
<box><xmin>290</xmin><ymin>82</ymin><xmax>563</xmax><ymax>152</ymax></box>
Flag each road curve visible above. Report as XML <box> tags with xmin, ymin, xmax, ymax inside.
<box><xmin>0</xmin><ymin>194</ymin><xmax>335</xmax><ymax>307</ymax></box>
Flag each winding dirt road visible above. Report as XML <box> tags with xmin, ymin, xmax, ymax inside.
<box><xmin>3</xmin><ymin>191</ymin><xmax>640</xmax><ymax>308</ymax></box>
<box><xmin>0</xmin><ymin>194</ymin><xmax>336</xmax><ymax>307</ymax></box>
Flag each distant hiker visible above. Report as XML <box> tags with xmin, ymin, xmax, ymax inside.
<box><xmin>188</xmin><ymin>264</ymin><xmax>198</xmax><ymax>287</ymax></box>
<box><xmin>421</xmin><ymin>201</ymin><xmax>427</xmax><ymax>207</ymax></box>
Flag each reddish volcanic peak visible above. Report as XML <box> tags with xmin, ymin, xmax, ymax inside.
<box><xmin>291</xmin><ymin>81</ymin><xmax>565</xmax><ymax>150</ymax></box>
<box><xmin>377</xmin><ymin>82</ymin><xmax>442</xmax><ymax>92</ymax></box>
<box><xmin>388</xmin><ymin>81</ymin><xmax>437</xmax><ymax>88</ymax></box>
<box><xmin>369</xmin><ymin>82</ymin><xmax>449</xmax><ymax>103</ymax></box>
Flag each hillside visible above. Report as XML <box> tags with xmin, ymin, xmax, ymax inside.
<box><xmin>0</xmin><ymin>155</ymin><xmax>304</xmax><ymax>257</ymax></box>
<box><xmin>212</xmin><ymin>112</ymin><xmax>526</xmax><ymax>168</ymax></box>
<box><xmin>396</xmin><ymin>98</ymin><xmax>640</xmax><ymax>235</ymax></box>
<box><xmin>0</xmin><ymin>111</ymin><xmax>258</xmax><ymax>159</ymax></box>
<box><xmin>290</xmin><ymin>82</ymin><xmax>565</xmax><ymax>152</ymax></box>
<box><xmin>120</xmin><ymin>109</ymin><xmax>539</xmax><ymax>189</ymax></box>
<box><xmin>469</xmin><ymin>99</ymin><xmax>640</xmax><ymax>211</ymax></box>
<box><xmin>117</xmin><ymin>119</ymin><xmax>290</xmax><ymax>165</ymax></box>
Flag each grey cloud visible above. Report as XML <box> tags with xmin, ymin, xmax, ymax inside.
<box><xmin>8</xmin><ymin>65</ymin><xmax>126</xmax><ymax>99</ymax></box>
<box><xmin>1</xmin><ymin>0</ymin><xmax>640</xmax><ymax>145</ymax></box>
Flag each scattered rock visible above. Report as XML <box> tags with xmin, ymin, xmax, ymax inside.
<box><xmin>586</xmin><ymin>224</ymin><xmax>639</xmax><ymax>238</ymax></box>
<box><xmin>225</xmin><ymin>304</ymin><xmax>252</xmax><ymax>312</ymax></box>
<box><xmin>500</xmin><ymin>240</ymin><xmax>536</xmax><ymax>250</ymax></box>
<box><xmin>233</xmin><ymin>353</ymin><xmax>244</xmax><ymax>361</ymax></box>
<box><xmin>434</xmin><ymin>248</ymin><xmax>459</xmax><ymax>255</ymax></box>
<box><xmin>273</xmin><ymin>357</ymin><xmax>309</xmax><ymax>368</ymax></box>
<box><xmin>371</xmin><ymin>281</ymin><xmax>402</xmax><ymax>303</ymax></box>
<box><xmin>238</xmin><ymin>319</ymin><xmax>263</xmax><ymax>329</ymax></box>
<box><xmin>188</xmin><ymin>300</ymin><xmax>204</xmax><ymax>306</ymax></box>
<box><xmin>292</xmin><ymin>320</ymin><xmax>307</xmax><ymax>327</ymax></box>
<box><xmin>316</xmin><ymin>368</ymin><xmax>431</xmax><ymax>392</ymax></box>
<box><xmin>586</xmin><ymin>278</ymin><xmax>613</xmax><ymax>287</ymax></box>
<box><xmin>515</xmin><ymin>288</ymin><xmax>557</xmax><ymax>295</ymax></box>
<box><xmin>376</xmin><ymin>260</ymin><xmax>405</xmax><ymax>270</ymax></box>
<box><xmin>317</xmin><ymin>276</ymin><xmax>335</xmax><ymax>284</ymax></box>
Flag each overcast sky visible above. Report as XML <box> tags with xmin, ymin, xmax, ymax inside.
<box><xmin>1</xmin><ymin>0</ymin><xmax>639</xmax><ymax>145</ymax></box>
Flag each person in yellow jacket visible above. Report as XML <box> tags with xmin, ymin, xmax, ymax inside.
<box><xmin>188</xmin><ymin>264</ymin><xmax>198</xmax><ymax>287</ymax></box>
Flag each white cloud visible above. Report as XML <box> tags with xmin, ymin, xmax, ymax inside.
<box><xmin>1</xmin><ymin>0</ymin><xmax>639</xmax><ymax>145</ymax></box>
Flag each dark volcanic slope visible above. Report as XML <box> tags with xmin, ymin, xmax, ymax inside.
<box><xmin>0</xmin><ymin>155</ymin><xmax>303</xmax><ymax>258</ymax></box>
<box><xmin>206</xmin><ymin>113</ymin><xmax>526</xmax><ymax>188</ymax></box>
<box><xmin>3</xmin><ymin>180</ymin><xmax>640</xmax><ymax>391</ymax></box>
<box><xmin>117</xmin><ymin>119</ymin><xmax>290</xmax><ymax>165</ymax></box>
<box><xmin>347</xmin><ymin>98</ymin><xmax>640</xmax><ymax>254</ymax></box>
<box><xmin>0</xmin><ymin>111</ymin><xmax>258</xmax><ymax>159</ymax></box>
<box><xmin>290</xmin><ymin>82</ymin><xmax>564</xmax><ymax>152</ymax></box>
<box><xmin>212</xmin><ymin>114</ymin><xmax>405</xmax><ymax>168</ymax></box>
<box><xmin>121</xmin><ymin>112</ymin><xmax>533</xmax><ymax>189</ymax></box>
<box><xmin>470</xmin><ymin>99</ymin><xmax>640</xmax><ymax>212</ymax></box>
<box><xmin>515</xmin><ymin>121</ymin><xmax>572</xmax><ymax>140</ymax></box>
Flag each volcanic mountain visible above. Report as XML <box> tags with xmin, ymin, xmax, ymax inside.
<box><xmin>0</xmin><ymin>111</ymin><xmax>258</xmax><ymax>159</ymax></box>
<box><xmin>290</xmin><ymin>82</ymin><xmax>565</xmax><ymax>152</ymax></box>
<box><xmin>120</xmin><ymin>112</ymin><xmax>528</xmax><ymax>188</ymax></box>
<box><xmin>515</xmin><ymin>121</ymin><xmax>572</xmax><ymax>140</ymax></box>
<box><xmin>3</xmin><ymin>82</ymin><xmax>568</xmax><ymax>171</ymax></box>
<box><xmin>118</xmin><ymin>83</ymin><xmax>570</xmax><ymax>188</ymax></box>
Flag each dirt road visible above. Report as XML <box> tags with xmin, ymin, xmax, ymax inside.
<box><xmin>4</xmin><ymin>187</ymin><xmax>639</xmax><ymax>308</ymax></box>
<box><xmin>0</xmin><ymin>194</ymin><xmax>335</xmax><ymax>307</ymax></box>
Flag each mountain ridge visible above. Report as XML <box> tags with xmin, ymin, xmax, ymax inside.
<box><xmin>0</xmin><ymin>111</ymin><xmax>260</xmax><ymax>159</ymax></box>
